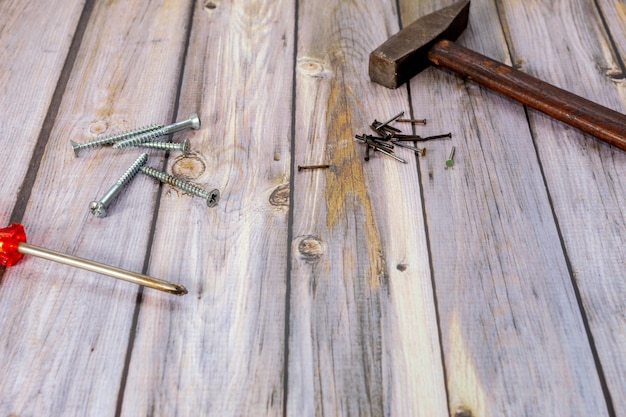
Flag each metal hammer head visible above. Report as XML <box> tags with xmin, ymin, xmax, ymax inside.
<box><xmin>369</xmin><ymin>0</ymin><xmax>471</xmax><ymax>88</ymax></box>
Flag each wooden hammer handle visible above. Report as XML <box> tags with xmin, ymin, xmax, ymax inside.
<box><xmin>428</xmin><ymin>39</ymin><xmax>626</xmax><ymax>151</ymax></box>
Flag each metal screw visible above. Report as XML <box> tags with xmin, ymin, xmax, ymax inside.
<box><xmin>89</xmin><ymin>153</ymin><xmax>148</xmax><ymax>217</ymax></box>
<box><xmin>132</xmin><ymin>138</ymin><xmax>191</xmax><ymax>155</ymax></box>
<box><xmin>70</xmin><ymin>124</ymin><xmax>162</xmax><ymax>157</ymax></box>
<box><xmin>113</xmin><ymin>113</ymin><xmax>201</xmax><ymax>149</ymax></box>
<box><xmin>140</xmin><ymin>165</ymin><xmax>219</xmax><ymax>207</ymax></box>
<box><xmin>446</xmin><ymin>146</ymin><xmax>456</xmax><ymax>168</ymax></box>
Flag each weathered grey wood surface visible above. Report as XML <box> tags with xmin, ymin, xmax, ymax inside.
<box><xmin>0</xmin><ymin>0</ymin><xmax>624</xmax><ymax>416</ymax></box>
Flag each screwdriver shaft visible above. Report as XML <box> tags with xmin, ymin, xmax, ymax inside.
<box><xmin>17</xmin><ymin>242</ymin><xmax>187</xmax><ymax>295</ymax></box>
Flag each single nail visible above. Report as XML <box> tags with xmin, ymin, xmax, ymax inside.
<box><xmin>420</xmin><ymin>132</ymin><xmax>451</xmax><ymax>141</ymax></box>
<box><xmin>355</xmin><ymin>134</ymin><xmax>394</xmax><ymax>150</ymax></box>
<box><xmin>298</xmin><ymin>164</ymin><xmax>331</xmax><ymax>171</ymax></box>
<box><xmin>393</xmin><ymin>133</ymin><xmax>452</xmax><ymax>141</ymax></box>
<box><xmin>397</xmin><ymin>118</ymin><xmax>427</xmax><ymax>124</ymax></box>
<box><xmin>371</xmin><ymin>120</ymin><xmax>401</xmax><ymax>133</ymax></box>
<box><xmin>373</xmin><ymin>146</ymin><xmax>407</xmax><ymax>163</ymax></box>
<box><xmin>89</xmin><ymin>153</ymin><xmax>148</xmax><ymax>218</ymax></box>
<box><xmin>70</xmin><ymin>124</ymin><xmax>163</xmax><ymax>157</ymax></box>
<box><xmin>113</xmin><ymin>113</ymin><xmax>200</xmax><ymax>149</ymax></box>
<box><xmin>140</xmin><ymin>166</ymin><xmax>219</xmax><ymax>207</ymax></box>
<box><xmin>364</xmin><ymin>144</ymin><xmax>371</xmax><ymax>161</ymax></box>
<box><xmin>379</xmin><ymin>111</ymin><xmax>405</xmax><ymax>128</ymax></box>
<box><xmin>391</xmin><ymin>140</ymin><xmax>426</xmax><ymax>155</ymax></box>
<box><xmin>132</xmin><ymin>138</ymin><xmax>191</xmax><ymax>155</ymax></box>
<box><xmin>446</xmin><ymin>146</ymin><xmax>456</xmax><ymax>168</ymax></box>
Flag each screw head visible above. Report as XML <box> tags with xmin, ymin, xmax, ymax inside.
<box><xmin>189</xmin><ymin>113</ymin><xmax>201</xmax><ymax>130</ymax></box>
<box><xmin>70</xmin><ymin>140</ymin><xmax>81</xmax><ymax>157</ymax></box>
<box><xmin>206</xmin><ymin>189</ymin><xmax>220</xmax><ymax>207</ymax></box>
<box><xmin>89</xmin><ymin>201</ymin><xmax>107</xmax><ymax>217</ymax></box>
<box><xmin>181</xmin><ymin>138</ymin><xmax>191</xmax><ymax>155</ymax></box>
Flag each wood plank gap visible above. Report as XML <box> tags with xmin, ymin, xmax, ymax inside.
<box><xmin>8</xmin><ymin>0</ymin><xmax>96</xmax><ymax>226</ymax></box>
<box><xmin>0</xmin><ymin>0</ymin><xmax>97</xmax><ymax>287</ymax></box>
<box><xmin>397</xmin><ymin>0</ymin><xmax>453</xmax><ymax>412</ymax></box>
<box><xmin>282</xmin><ymin>0</ymin><xmax>300</xmax><ymax>415</ymax></box>
<box><xmin>525</xmin><ymin>110</ymin><xmax>617</xmax><ymax>417</ymax></box>
<box><xmin>497</xmin><ymin>0</ymin><xmax>620</xmax><ymax>406</ymax></box>
<box><xmin>405</xmin><ymin>80</ymin><xmax>454</xmax><ymax>417</ymax></box>
<box><xmin>114</xmin><ymin>2</ymin><xmax>198</xmax><ymax>415</ymax></box>
<box><xmin>492</xmin><ymin>0</ymin><xmax>517</xmax><ymax>68</ymax></box>
<box><xmin>592</xmin><ymin>0</ymin><xmax>626</xmax><ymax>79</ymax></box>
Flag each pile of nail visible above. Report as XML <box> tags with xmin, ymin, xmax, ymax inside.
<box><xmin>71</xmin><ymin>113</ymin><xmax>220</xmax><ymax>218</ymax></box>
<box><xmin>355</xmin><ymin>111</ymin><xmax>451</xmax><ymax>164</ymax></box>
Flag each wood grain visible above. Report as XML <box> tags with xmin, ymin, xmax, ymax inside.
<box><xmin>0</xmin><ymin>0</ymin><xmax>85</xmax><ymax>224</ymax></box>
<box><xmin>0</xmin><ymin>0</ymin><xmax>193</xmax><ymax>414</ymax></box>
<box><xmin>287</xmin><ymin>0</ymin><xmax>447</xmax><ymax>415</ymax></box>
<box><xmin>499</xmin><ymin>0</ymin><xmax>626</xmax><ymax>414</ymax></box>
<box><xmin>119</xmin><ymin>0</ymin><xmax>295</xmax><ymax>415</ymax></box>
<box><xmin>403</xmin><ymin>0</ymin><xmax>612</xmax><ymax>415</ymax></box>
<box><xmin>0</xmin><ymin>0</ymin><xmax>624</xmax><ymax>415</ymax></box>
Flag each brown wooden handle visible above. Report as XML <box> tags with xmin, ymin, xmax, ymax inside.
<box><xmin>428</xmin><ymin>39</ymin><xmax>626</xmax><ymax>151</ymax></box>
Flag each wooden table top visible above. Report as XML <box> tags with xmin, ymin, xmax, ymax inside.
<box><xmin>1</xmin><ymin>0</ymin><xmax>625</xmax><ymax>415</ymax></box>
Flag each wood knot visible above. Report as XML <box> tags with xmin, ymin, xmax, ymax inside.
<box><xmin>89</xmin><ymin>120</ymin><xmax>108</xmax><ymax>135</ymax></box>
<box><xmin>296</xmin><ymin>236</ymin><xmax>324</xmax><ymax>263</ymax></box>
<box><xmin>297</xmin><ymin>58</ymin><xmax>331</xmax><ymax>79</ymax></box>
<box><xmin>269</xmin><ymin>183</ymin><xmax>289</xmax><ymax>208</ymax></box>
<box><xmin>171</xmin><ymin>155</ymin><xmax>206</xmax><ymax>181</ymax></box>
<box><xmin>203</xmin><ymin>1</ymin><xmax>217</xmax><ymax>10</ymax></box>
<box><xmin>454</xmin><ymin>407</ymin><xmax>473</xmax><ymax>417</ymax></box>
<box><xmin>396</xmin><ymin>263</ymin><xmax>408</xmax><ymax>272</ymax></box>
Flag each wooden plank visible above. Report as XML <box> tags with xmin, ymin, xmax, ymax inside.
<box><xmin>401</xmin><ymin>0</ymin><xmax>612</xmax><ymax>415</ymax></box>
<box><xmin>0</xmin><ymin>0</ymin><xmax>85</xmax><ymax>224</ymax></box>
<box><xmin>287</xmin><ymin>0</ymin><xmax>448</xmax><ymax>415</ymax></box>
<box><xmin>118</xmin><ymin>0</ymin><xmax>295</xmax><ymax>415</ymax></box>
<box><xmin>0</xmin><ymin>1</ymin><xmax>193</xmax><ymax>415</ymax></box>
<box><xmin>499</xmin><ymin>0</ymin><xmax>626</xmax><ymax>414</ymax></box>
<box><xmin>573</xmin><ymin>0</ymin><xmax>626</xmax><ymax>81</ymax></box>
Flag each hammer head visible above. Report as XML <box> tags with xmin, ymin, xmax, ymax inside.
<box><xmin>369</xmin><ymin>0</ymin><xmax>471</xmax><ymax>88</ymax></box>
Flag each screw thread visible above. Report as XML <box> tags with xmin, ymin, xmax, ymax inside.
<box><xmin>117</xmin><ymin>153</ymin><xmax>148</xmax><ymax>186</ymax></box>
<box><xmin>113</xmin><ymin>127</ymin><xmax>171</xmax><ymax>149</ymax></box>
<box><xmin>134</xmin><ymin>139</ymin><xmax>190</xmax><ymax>154</ymax></box>
<box><xmin>140</xmin><ymin>166</ymin><xmax>220</xmax><ymax>207</ymax></box>
<box><xmin>140</xmin><ymin>166</ymin><xmax>205</xmax><ymax>196</ymax></box>
<box><xmin>72</xmin><ymin>124</ymin><xmax>162</xmax><ymax>155</ymax></box>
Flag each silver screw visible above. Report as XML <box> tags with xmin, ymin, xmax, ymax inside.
<box><xmin>70</xmin><ymin>124</ymin><xmax>162</xmax><ymax>157</ymax></box>
<box><xmin>113</xmin><ymin>113</ymin><xmax>200</xmax><ymax>149</ymax></box>
<box><xmin>140</xmin><ymin>165</ymin><xmax>219</xmax><ymax>207</ymax></box>
<box><xmin>129</xmin><ymin>138</ymin><xmax>191</xmax><ymax>155</ymax></box>
<box><xmin>446</xmin><ymin>146</ymin><xmax>456</xmax><ymax>168</ymax></box>
<box><xmin>89</xmin><ymin>153</ymin><xmax>148</xmax><ymax>217</ymax></box>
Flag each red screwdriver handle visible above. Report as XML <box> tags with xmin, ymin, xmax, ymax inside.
<box><xmin>0</xmin><ymin>223</ymin><xmax>27</xmax><ymax>267</ymax></box>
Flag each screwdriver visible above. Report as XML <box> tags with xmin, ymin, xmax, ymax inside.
<box><xmin>0</xmin><ymin>223</ymin><xmax>187</xmax><ymax>295</ymax></box>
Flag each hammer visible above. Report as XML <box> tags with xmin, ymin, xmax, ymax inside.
<box><xmin>369</xmin><ymin>0</ymin><xmax>626</xmax><ymax>151</ymax></box>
